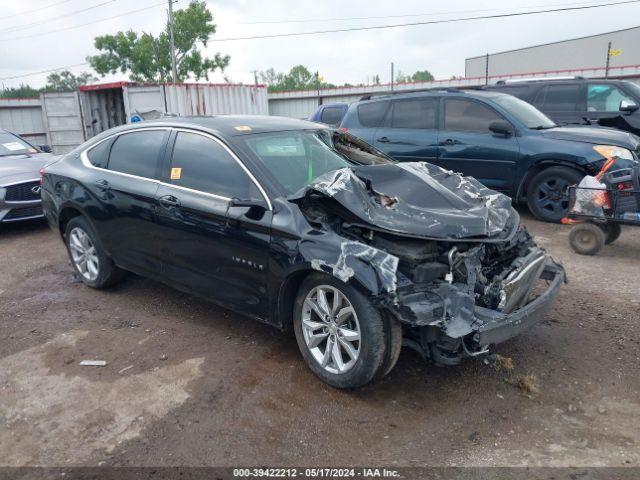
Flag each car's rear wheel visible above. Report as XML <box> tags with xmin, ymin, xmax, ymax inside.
<box><xmin>526</xmin><ymin>167</ymin><xmax>584</xmax><ymax>222</ymax></box>
<box><xmin>293</xmin><ymin>273</ymin><xmax>387</xmax><ymax>388</ymax></box>
<box><xmin>65</xmin><ymin>216</ymin><xmax>125</xmax><ymax>288</ymax></box>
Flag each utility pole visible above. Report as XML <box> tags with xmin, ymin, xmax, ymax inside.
<box><xmin>605</xmin><ymin>41</ymin><xmax>612</xmax><ymax>78</ymax></box>
<box><xmin>251</xmin><ymin>70</ymin><xmax>259</xmax><ymax>87</ymax></box>
<box><xmin>390</xmin><ymin>62</ymin><xmax>394</xmax><ymax>92</ymax></box>
<box><xmin>168</xmin><ymin>0</ymin><xmax>178</xmax><ymax>83</ymax></box>
<box><xmin>485</xmin><ymin>53</ymin><xmax>490</xmax><ymax>85</ymax></box>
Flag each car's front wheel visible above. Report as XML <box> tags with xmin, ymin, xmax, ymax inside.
<box><xmin>65</xmin><ymin>216</ymin><xmax>125</xmax><ymax>288</ymax></box>
<box><xmin>526</xmin><ymin>167</ymin><xmax>584</xmax><ymax>222</ymax></box>
<box><xmin>293</xmin><ymin>273</ymin><xmax>387</xmax><ymax>388</ymax></box>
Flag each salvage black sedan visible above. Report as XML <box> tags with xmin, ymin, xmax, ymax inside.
<box><xmin>41</xmin><ymin>116</ymin><xmax>565</xmax><ymax>388</ymax></box>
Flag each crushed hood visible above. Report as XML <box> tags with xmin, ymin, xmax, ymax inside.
<box><xmin>290</xmin><ymin>162</ymin><xmax>514</xmax><ymax>240</ymax></box>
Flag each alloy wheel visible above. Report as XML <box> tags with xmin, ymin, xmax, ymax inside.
<box><xmin>301</xmin><ymin>285</ymin><xmax>361</xmax><ymax>375</ymax></box>
<box><xmin>536</xmin><ymin>177</ymin><xmax>571</xmax><ymax>215</ymax></box>
<box><xmin>69</xmin><ymin>227</ymin><xmax>100</xmax><ymax>281</ymax></box>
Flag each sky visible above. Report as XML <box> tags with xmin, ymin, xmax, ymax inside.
<box><xmin>1</xmin><ymin>0</ymin><xmax>639</xmax><ymax>89</ymax></box>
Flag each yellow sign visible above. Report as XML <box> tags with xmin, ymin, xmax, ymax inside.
<box><xmin>170</xmin><ymin>167</ymin><xmax>182</xmax><ymax>180</ymax></box>
<box><xmin>609</xmin><ymin>49</ymin><xmax>622</xmax><ymax>57</ymax></box>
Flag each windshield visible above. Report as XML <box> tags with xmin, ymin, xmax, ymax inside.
<box><xmin>0</xmin><ymin>132</ymin><xmax>36</xmax><ymax>157</ymax></box>
<box><xmin>622</xmin><ymin>81</ymin><xmax>640</xmax><ymax>99</ymax></box>
<box><xmin>490</xmin><ymin>94</ymin><xmax>556</xmax><ymax>129</ymax></box>
<box><xmin>238</xmin><ymin>129</ymin><xmax>391</xmax><ymax>194</ymax></box>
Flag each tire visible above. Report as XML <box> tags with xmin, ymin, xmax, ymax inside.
<box><xmin>65</xmin><ymin>216</ymin><xmax>125</xmax><ymax>288</ymax></box>
<box><xmin>293</xmin><ymin>273</ymin><xmax>387</xmax><ymax>389</ymax></box>
<box><xmin>526</xmin><ymin>167</ymin><xmax>584</xmax><ymax>223</ymax></box>
<box><xmin>569</xmin><ymin>223</ymin><xmax>605</xmax><ymax>256</ymax></box>
<box><xmin>373</xmin><ymin>315</ymin><xmax>403</xmax><ymax>381</ymax></box>
<box><xmin>603</xmin><ymin>223</ymin><xmax>622</xmax><ymax>245</ymax></box>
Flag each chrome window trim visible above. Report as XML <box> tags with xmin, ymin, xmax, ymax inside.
<box><xmin>80</xmin><ymin>127</ymin><xmax>171</xmax><ymax>186</ymax></box>
<box><xmin>79</xmin><ymin>126</ymin><xmax>272</xmax><ymax>210</ymax></box>
<box><xmin>172</xmin><ymin>128</ymin><xmax>272</xmax><ymax>211</ymax></box>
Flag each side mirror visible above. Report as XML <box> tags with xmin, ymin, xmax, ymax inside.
<box><xmin>38</xmin><ymin>145</ymin><xmax>53</xmax><ymax>153</ymax></box>
<box><xmin>620</xmin><ymin>100</ymin><xmax>639</xmax><ymax>113</ymax></box>
<box><xmin>228</xmin><ymin>197</ymin><xmax>268</xmax><ymax>221</ymax></box>
<box><xmin>489</xmin><ymin>120</ymin><xmax>513</xmax><ymax>136</ymax></box>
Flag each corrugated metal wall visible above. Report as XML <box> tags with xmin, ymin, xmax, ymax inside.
<box><xmin>40</xmin><ymin>91</ymin><xmax>86</xmax><ymax>154</ymax></box>
<box><xmin>160</xmin><ymin>84</ymin><xmax>268</xmax><ymax>116</ymax></box>
<box><xmin>0</xmin><ymin>98</ymin><xmax>47</xmax><ymax>147</ymax></box>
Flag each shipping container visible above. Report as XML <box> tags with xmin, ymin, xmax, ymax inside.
<box><xmin>0</xmin><ymin>97</ymin><xmax>48</xmax><ymax>148</ymax></box>
<box><xmin>38</xmin><ymin>82</ymin><xmax>268</xmax><ymax>153</ymax></box>
<box><xmin>78</xmin><ymin>82</ymin><xmax>268</xmax><ymax>139</ymax></box>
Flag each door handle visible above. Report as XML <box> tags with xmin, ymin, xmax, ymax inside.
<box><xmin>94</xmin><ymin>179</ymin><xmax>110</xmax><ymax>190</ymax></box>
<box><xmin>159</xmin><ymin>195</ymin><xmax>180</xmax><ymax>208</ymax></box>
<box><xmin>440</xmin><ymin>138</ymin><xmax>458</xmax><ymax>146</ymax></box>
<box><xmin>377</xmin><ymin>136</ymin><xmax>390</xmax><ymax>143</ymax></box>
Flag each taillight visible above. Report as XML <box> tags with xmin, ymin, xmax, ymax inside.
<box><xmin>39</xmin><ymin>167</ymin><xmax>45</xmax><ymax>186</ymax></box>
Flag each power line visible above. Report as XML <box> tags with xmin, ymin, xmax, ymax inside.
<box><xmin>0</xmin><ymin>0</ymin><xmax>118</xmax><ymax>34</ymax></box>
<box><xmin>0</xmin><ymin>0</ymin><xmax>75</xmax><ymax>21</ymax></box>
<box><xmin>0</xmin><ymin>1</ymin><xmax>169</xmax><ymax>41</ymax></box>
<box><xmin>212</xmin><ymin>0</ymin><xmax>640</xmax><ymax>41</ymax></box>
<box><xmin>236</xmin><ymin>0</ymin><xmax>608</xmax><ymax>24</ymax></box>
<box><xmin>0</xmin><ymin>62</ymin><xmax>89</xmax><ymax>81</ymax></box>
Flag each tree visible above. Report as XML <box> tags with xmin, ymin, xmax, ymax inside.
<box><xmin>0</xmin><ymin>84</ymin><xmax>40</xmax><ymax>99</ymax></box>
<box><xmin>259</xmin><ymin>65</ymin><xmax>336</xmax><ymax>92</ymax></box>
<box><xmin>44</xmin><ymin>70</ymin><xmax>98</xmax><ymax>92</ymax></box>
<box><xmin>411</xmin><ymin>70</ymin><xmax>434</xmax><ymax>82</ymax></box>
<box><xmin>394</xmin><ymin>70</ymin><xmax>409</xmax><ymax>83</ymax></box>
<box><xmin>259</xmin><ymin>68</ymin><xmax>284</xmax><ymax>87</ymax></box>
<box><xmin>88</xmin><ymin>1</ymin><xmax>229</xmax><ymax>82</ymax></box>
<box><xmin>394</xmin><ymin>69</ymin><xmax>435</xmax><ymax>84</ymax></box>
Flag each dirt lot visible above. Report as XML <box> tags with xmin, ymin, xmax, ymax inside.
<box><xmin>1</xmin><ymin>210</ymin><xmax>639</xmax><ymax>468</ymax></box>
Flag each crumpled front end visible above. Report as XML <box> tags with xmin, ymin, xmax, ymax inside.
<box><xmin>386</xmin><ymin>228</ymin><xmax>565</xmax><ymax>364</ymax></box>
<box><xmin>294</xmin><ymin>162</ymin><xmax>565</xmax><ymax>365</ymax></box>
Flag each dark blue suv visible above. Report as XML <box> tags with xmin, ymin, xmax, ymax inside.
<box><xmin>340</xmin><ymin>90</ymin><xmax>640</xmax><ymax>222</ymax></box>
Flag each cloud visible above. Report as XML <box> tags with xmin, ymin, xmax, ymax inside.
<box><xmin>1</xmin><ymin>0</ymin><xmax>638</xmax><ymax>88</ymax></box>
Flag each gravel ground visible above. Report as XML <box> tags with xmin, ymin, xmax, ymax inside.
<box><xmin>0</xmin><ymin>210</ymin><xmax>639</xmax><ymax>468</ymax></box>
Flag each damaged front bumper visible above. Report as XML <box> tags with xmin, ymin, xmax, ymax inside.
<box><xmin>391</xmin><ymin>257</ymin><xmax>565</xmax><ymax>364</ymax></box>
<box><xmin>474</xmin><ymin>260</ymin><xmax>564</xmax><ymax>346</ymax></box>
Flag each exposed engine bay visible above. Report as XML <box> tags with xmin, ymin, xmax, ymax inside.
<box><xmin>292</xmin><ymin>161</ymin><xmax>566</xmax><ymax>365</ymax></box>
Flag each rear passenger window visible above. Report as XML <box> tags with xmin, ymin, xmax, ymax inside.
<box><xmin>357</xmin><ymin>101</ymin><xmax>389</xmax><ymax>127</ymax></box>
<box><xmin>444</xmin><ymin>99</ymin><xmax>502</xmax><ymax>133</ymax></box>
<box><xmin>320</xmin><ymin>107</ymin><xmax>345</xmax><ymax>126</ymax></box>
<box><xmin>86</xmin><ymin>139</ymin><xmax>112</xmax><ymax>168</ymax></box>
<box><xmin>534</xmin><ymin>85</ymin><xmax>581</xmax><ymax>112</ymax></box>
<box><xmin>169</xmin><ymin>132</ymin><xmax>257</xmax><ymax>199</ymax></box>
<box><xmin>391</xmin><ymin>99</ymin><xmax>437</xmax><ymax>129</ymax></box>
<box><xmin>107</xmin><ymin>130</ymin><xmax>166</xmax><ymax>178</ymax></box>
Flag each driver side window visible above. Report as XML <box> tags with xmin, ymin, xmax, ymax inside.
<box><xmin>169</xmin><ymin>132</ymin><xmax>259</xmax><ymax>200</ymax></box>
<box><xmin>587</xmin><ymin>84</ymin><xmax>634</xmax><ymax>112</ymax></box>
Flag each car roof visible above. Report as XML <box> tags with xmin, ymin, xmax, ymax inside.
<box><xmin>355</xmin><ymin>89</ymin><xmax>509</xmax><ymax>103</ymax></box>
<box><xmin>486</xmin><ymin>78</ymin><xmax>624</xmax><ymax>87</ymax></box>
<box><xmin>132</xmin><ymin>115</ymin><xmax>326</xmax><ymax>136</ymax></box>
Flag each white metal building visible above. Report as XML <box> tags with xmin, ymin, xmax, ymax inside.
<box><xmin>465</xmin><ymin>26</ymin><xmax>640</xmax><ymax>80</ymax></box>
